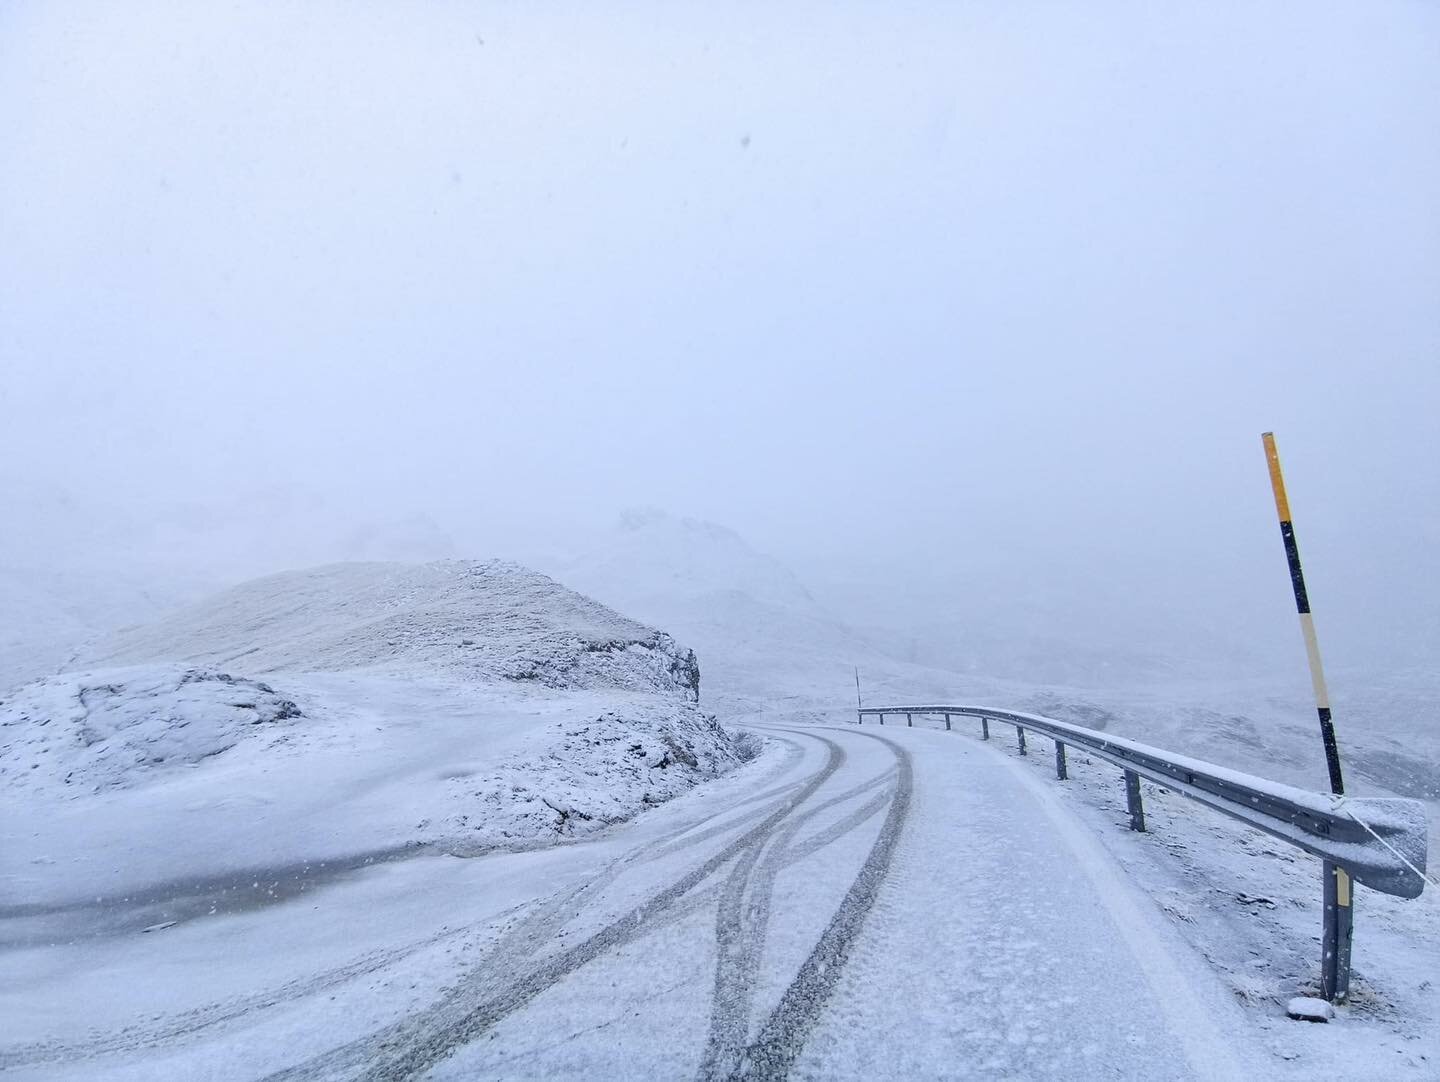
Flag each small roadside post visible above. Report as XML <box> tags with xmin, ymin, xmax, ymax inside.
<box><xmin>1262</xmin><ymin>432</ymin><xmax>1351</xmax><ymax>1002</ymax></box>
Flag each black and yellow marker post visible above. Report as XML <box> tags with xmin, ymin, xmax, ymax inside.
<box><xmin>1261</xmin><ymin>431</ymin><xmax>1352</xmax><ymax>1002</ymax></box>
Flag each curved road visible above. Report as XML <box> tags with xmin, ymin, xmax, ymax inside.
<box><xmin>1</xmin><ymin>724</ymin><xmax>1250</xmax><ymax>1080</ymax></box>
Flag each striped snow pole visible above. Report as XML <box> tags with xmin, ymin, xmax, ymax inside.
<box><xmin>1262</xmin><ymin>431</ymin><xmax>1352</xmax><ymax>1002</ymax></box>
<box><xmin>1261</xmin><ymin>432</ymin><xmax>1344</xmax><ymax>796</ymax></box>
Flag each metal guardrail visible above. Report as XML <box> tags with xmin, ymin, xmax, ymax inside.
<box><xmin>856</xmin><ymin>704</ymin><xmax>1429</xmax><ymax>1004</ymax></box>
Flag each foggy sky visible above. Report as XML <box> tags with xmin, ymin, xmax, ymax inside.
<box><xmin>2</xmin><ymin>3</ymin><xmax>1437</xmax><ymax>673</ymax></box>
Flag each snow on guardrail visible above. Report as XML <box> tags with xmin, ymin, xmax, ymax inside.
<box><xmin>856</xmin><ymin>704</ymin><xmax>1428</xmax><ymax>899</ymax></box>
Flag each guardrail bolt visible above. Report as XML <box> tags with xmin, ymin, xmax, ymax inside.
<box><xmin>1125</xmin><ymin>770</ymin><xmax>1146</xmax><ymax>831</ymax></box>
<box><xmin>1017</xmin><ymin>726</ymin><xmax>1027</xmax><ymax>756</ymax></box>
<box><xmin>1055</xmin><ymin>741</ymin><xmax>1068</xmax><ymax>780</ymax></box>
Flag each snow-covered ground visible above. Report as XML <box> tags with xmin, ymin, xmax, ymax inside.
<box><xmin>12</xmin><ymin>719</ymin><xmax>1425</xmax><ymax>1080</ymax></box>
<box><xmin>2</xmin><ymin>724</ymin><xmax>1261</xmax><ymax>1080</ymax></box>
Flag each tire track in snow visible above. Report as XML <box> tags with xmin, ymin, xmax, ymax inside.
<box><xmin>1</xmin><ymin>737</ymin><xmax>807</xmax><ymax>1077</ymax></box>
<box><xmin>454</xmin><ymin>735</ymin><xmax>812</xmax><ymax>993</ymax></box>
<box><xmin>0</xmin><ymin>736</ymin><xmax>805</xmax><ymax>1074</ymax></box>
<box><xmin>264</xmin><ymin>731</ymin><xmax>849</xmax><ymax>1082</ymax></box>
<box><xmin>564</xmin><ymin>776</ymin><xmax>893</xmax><ymax>971</ymax></box>
<box><xmin>733</xmin><ymin>728</ymin><xmax>914</xmax><ymax>1081</ymax></box>
<box><xmin>698</xmin><ymin>761</ymin><xmax>898</xmax><ymax>1080</ymax></box>
<box><xmin>0</xmin><ymin>918</ymin><xmax>484</xmax><ymax>1070</ymax></box>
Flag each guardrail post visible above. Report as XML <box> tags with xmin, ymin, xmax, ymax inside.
<box><xmin>1055</xmin><ymin>741</ymin><xmax>1068</xmax><ymax>780</ymax></box>
<box><xmin>906</xmin><ymin>712</ymin><xmax>913</xmax><ymax>727</ymax></box>
<box><xmin>878</xmin><ymin>713</ymin><xmax>885</xmax><ymax>725</ymax></box>
<box><xmin>1321</xmin><ymin>862</ymin><xmax>1353</xmax><ymax>1003</ymax></box>
<box><xmin>857</xmin><ymin>711</ymin><xmax>863</xmax><ymax>725</ymax></box>
<box><xmin>943</xmin><ymin>713</ymin><xmax>951</xmax><ymax>731</ymax></box>
<box><xmin>1124</xmin><ymin>770</ymin><xmax>1146</xmax><ymax>831</ymax></box>
<box><xmin>1017</xmin><ymin>726</ymin><xmax>1027</xmax><ymax>755</ymax></box>
<box><xmin>981</xmin><ymin>717</ymin><xmax>989</xmax><ymax>740</ymax></box>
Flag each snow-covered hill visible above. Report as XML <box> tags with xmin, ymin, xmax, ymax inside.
<box><xmin>1</xmin><ymin>560</ymin><xmax>743</xmax><ymax>909</ymax></box>
<box><xmin>82</xmin><ymin>559</ymin><xmax>701</xmax><ymax>699</ymax></box>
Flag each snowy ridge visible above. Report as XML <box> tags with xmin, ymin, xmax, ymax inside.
<box><xmin>82</xmin><ymin>559</ymin><xmax>701</xmax><ymax>700</ymax></box>
<box><xmin>585</xmin><ymin>508</ymin><xmax>819</xmax><ymax>610</ymax></box>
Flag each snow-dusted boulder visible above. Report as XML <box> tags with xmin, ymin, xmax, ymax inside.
<box><xmin>0</xmin><ymin>667</ymin><xmax>302</xmax><ymax>793</ymax></box>
<box><xmin>443</xmin><ymin>703</ymin><xmax>750</xmax><ymax>849</ymax></box>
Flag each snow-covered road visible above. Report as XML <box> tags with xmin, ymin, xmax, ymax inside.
<box><xmin>2</xmin><ymin>724</ymin><xmax>1256</xmax><ymax>1080</ymax></box>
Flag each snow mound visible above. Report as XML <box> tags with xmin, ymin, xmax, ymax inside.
<box><xmin>83</xmin><ymin>560</ymin><xmax>700</xmax><ymax>700</ymax></box>
<box><xmin>443</xmin><ymin>703</ymin><xmax>750</xmax><ymax>849</ymax></box>
<box><xmin>1286</xmin><ymin>997</ymin><xmax>1335</xmax><ymax>1022</ymax></box>
<box><xmin>0</xmin><ymin>667</ymin><xmax>303</xmax><ymax>793</ymax></box>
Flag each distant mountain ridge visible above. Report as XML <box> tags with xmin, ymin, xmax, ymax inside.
<box><xmin>583</xmin><ymin>507</ymin><xmax>821</xmax><ymax>611</ymax></box>
<box><xmin>541</xmin><ymin>510</ymin><xmax>884</xmax><ymax>712</ymax></box>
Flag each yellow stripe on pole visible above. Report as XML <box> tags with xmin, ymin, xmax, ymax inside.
<box><xmin>1336</xmin><ymin>867</ymin><xmax>1352</xmax><ymax>908</ymax></box>
<box><xmin>1262</xmin><ymin>431</ymin><xmax>1292</xmax><ymax>523</ymax></box>
<box><xmin>1298</xmin><ymin>613</ymin><xmax>1331</xmax><ymax>710</ymax></box>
